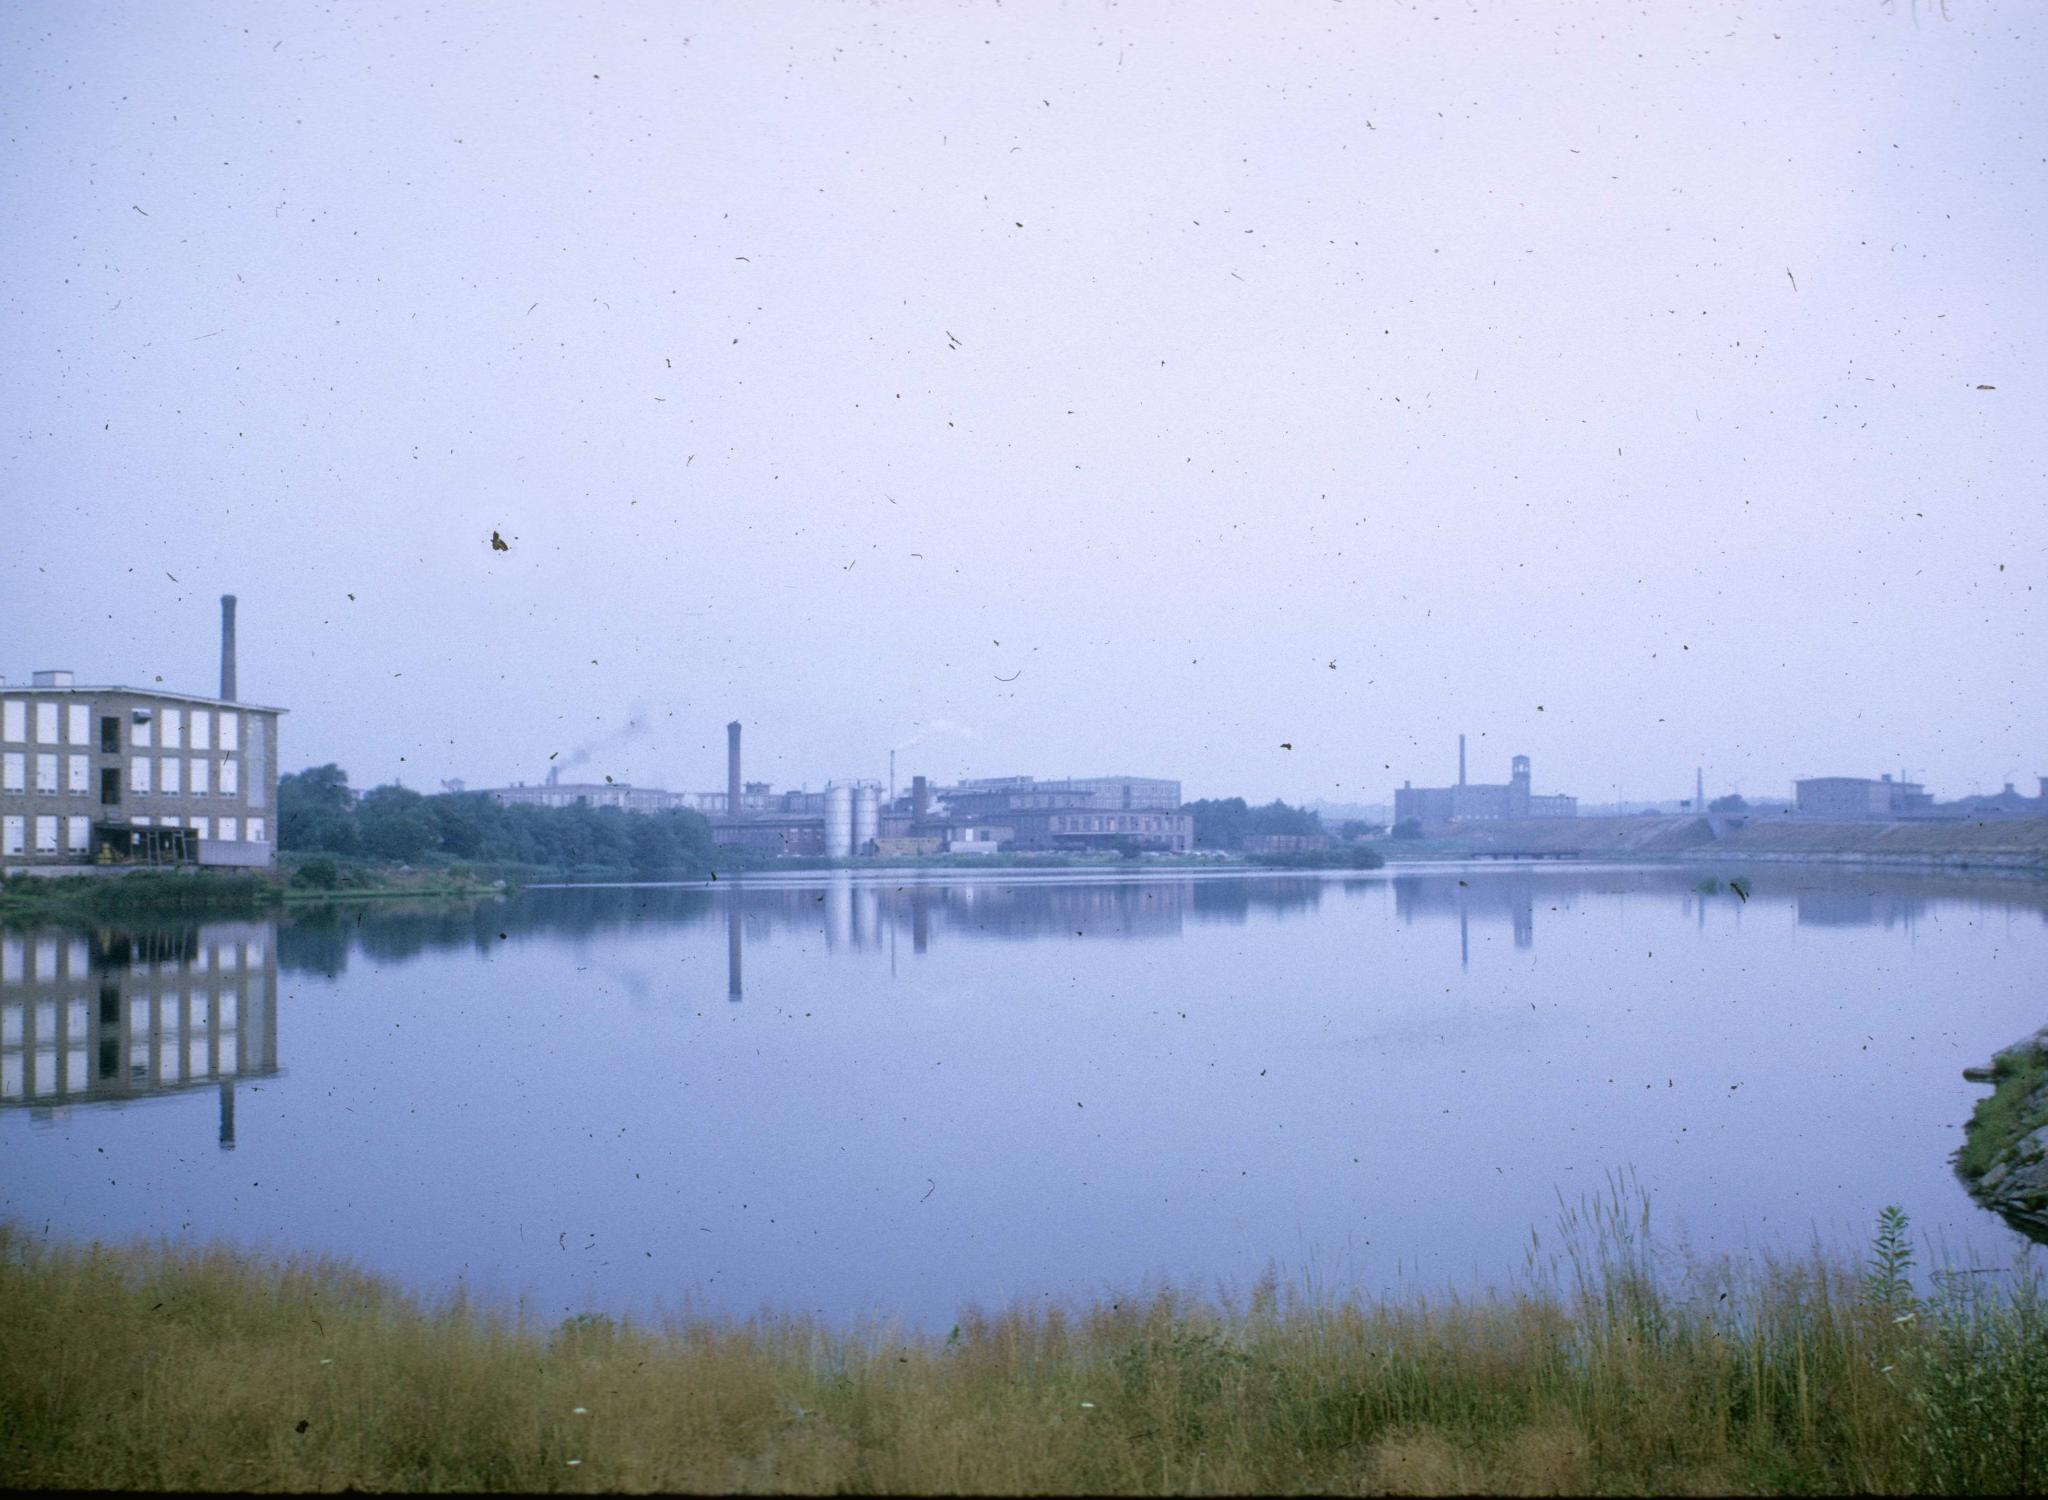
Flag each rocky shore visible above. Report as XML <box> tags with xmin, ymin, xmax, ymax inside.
<box><xmin>1958</xmin><ymin>1026</ymin><xmax>2048</xmax><ymax>1245</ymax></box>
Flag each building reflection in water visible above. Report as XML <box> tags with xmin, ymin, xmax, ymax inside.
<box><xmin>0</xmin><ymin>922</ymin><xmax>279</xmax><ymax>1147</ymax></box>
<box><xmin>1795</xmin><ymin>891</ymin><xmax>1928</xmax><ymax>930</ymax></box>
<box><xmin>1394</xmin><ymin>874</ymin><xmax>1536</xmax><ymax>968</ymax></box>
<box><xmin>702</xmin><ymin>875</ymin><xmax>1344</xmax><ymax>999</ymax></box>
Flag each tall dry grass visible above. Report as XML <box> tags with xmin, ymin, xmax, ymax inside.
<box><xmin>3</xmin><ymin>1191</ymin><xmax>2043</xmax><ymax>1494</ymax></box>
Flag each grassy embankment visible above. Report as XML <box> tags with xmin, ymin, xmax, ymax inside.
<box><xmin>0</xmin><ymin>863</ymin><xmax>506</xmax><ymax>925</ymax></box>
<box><xmin>4</xmin><ymin>1197</ymin><xmax>2044</xmax><ymax>1494</ymax></box>
<box><xmin>1369</xmin><ymin>816</ymin><xmax>2048</xmax><ymax>869</ymax></box>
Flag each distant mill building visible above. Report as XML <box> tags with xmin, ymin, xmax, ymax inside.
<box><xmin>475</xmin><ymin>718</ymin><xmax>1194</xmax><ymax>858</ymax></box>
<box><xmin>1</xmin><ymin>597</ymin><xmax>283</xmax><ymax>872</ymax></box>
<box><xmin>1394</xmin><ymin>736</ymin><xmax>1578</xmax><ymax>825</ymax></box>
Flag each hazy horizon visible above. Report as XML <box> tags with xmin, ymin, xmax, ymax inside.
<box><xmin>4</xmin><ymin>1</ymin><xmax>2041</xmax><ymax>808</ymax></box>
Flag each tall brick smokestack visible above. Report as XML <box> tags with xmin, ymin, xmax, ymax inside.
<box><xmin>219</xmin><ymin>595</ymin><xmax>238</xmax><ymax>702</ymax></box>
<box><xmin>727</xmin><ymin>720</ymin><xmax>743</xmax><ymax>820</ymax></box>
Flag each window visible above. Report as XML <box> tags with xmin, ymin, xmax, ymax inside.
<box><xmin>2</xmin><ymin>701</ymin><xmax>23</xmax><ymax>741</ymax></box>
<box><xmin>189</xmin><ymin>712</ymin><xmax>211</xmax><ymax>751</ymax></box>
<box><xmin>1</xmin><ymin>754</ymin><xmax>21</xmax><ymax>793</ymax></box>
<box><xmin>132</xmin><ymin>715</ymin><xmax>152</xmax><ymax>748</ymax></box>
<box><xmin>66</xmin><ymin>816</ymin><xmax>89</xmax><ymax>851</ymax></box>
<box><xmin>217</xmin><ymin>817</ymin><xmax>238</xmax><ymax>842</ymax></box>
<box><xmin>132</xmin><ymin>816</ymin><xmax>151</xmax><ymax>827</ymax></box>
<box><xmin>219</xmin><ymin>712</ymin><xmax>239</xmax><ymax>751</ymax></box>
<box><xmin>160</xmin><ymin>758</ymin><xmax>181</xmax><ymax>796</ymax></box>
<box><xmin>2</xmin><ymin>817</ymin><xmax>22</xmax><ymax>855</ymax></box>
<box><xmin>129</xmin><ymin>757</ymin><xmax>152</xmax><ymax>795</ymax></box>
<box><xmin>34</xmin><ymin>817</ymin><xmax>57</xmax><ymax>854</ymax></box>
<box><xmin>67</xmin><ymin>755</ymin><xmax>88</xmax><ymax>795</ymax></box>
<box><xmin>100</xmin><ymin>768</ymin><xmax>120</xmax><ymax>806</ymax></box>
<box><xmin>190</xmin><ymin>760</ymin><xmax>211</xmax><ymax>797</ymax></box>
<box><xmin>35</xmin><ymin>704</ymin><xmax>57</xmax><ymax>743</ymax></box>
<box><xmin>66</xmin><ymin>704</ymin><xmax>88</xmax><ymax>743</ymax></box>
<box><xmin>219</xmin><ymin>759</ymin><xmax>239</xmax><ymax>796</ymax></box>
<box><xmin>188</xmin><ymin>817</ymin><xmax>210</xmax><ymax>840</ymax></box>
<box><xmin>34</xmin><ymin>754</ymin><xmax>57</xmax><ymax>793</ymax></box>
<box><xmin>246</xmin><ymin>817</ymin><xmax>267</xmax><ymax>844</ymax></box>
<box><xmin>161</xmin><ymin>708</ymin><xmax>182</xmax><ymax>748</ymax></box>
<box><xmin>100</xmin><ymin>716</ymin><xmax>119</xmax><ymax>753</ymax></box>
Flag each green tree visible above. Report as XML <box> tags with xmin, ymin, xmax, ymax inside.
<box><xmin>278</xmin><ymin>764</ymin><xmax>361</xmax><ymax>853</ymax></box>
<box><xmin>1708</xmin><ymin>793</ymin><xmax>1748</xmax><ymax>813</ymax></box>
<box><xmin>356</xmin><ymin>785</ymin><xmax>438</xmax><ymax>863</ymax></box>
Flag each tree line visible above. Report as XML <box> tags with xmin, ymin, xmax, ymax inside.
<box><xmin>1180</xmin><ymin>796</ymin><xmax>1327</xmax><ymax>850</ymax></box>
<box><xmin>278</xmin><ymin>765</ymin><xmax>718</xmax><ymax>874</ymax></box>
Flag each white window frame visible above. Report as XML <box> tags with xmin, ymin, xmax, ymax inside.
<box><xmin>190</xmin><ymin>760</ymin><xmax>211</xmax><ymax>797</ymax></box>
<box><xmin>132</xmin><ymin>715</ymin><xmax>153</xmax><ymax>748</ymax></box>
<box><xmin>67</xmin><ymin>755</ymin><xmax>89</xmax><ymax>795</ymax></box>
<box><xmin>2</xmin><ymin>816</ymin><xmax>23</xmax><ymax>855</ymax></box>
<box><xmin>2</xmin><ymin>701</ymin><xmax>23</xmax><ymax>742</ymax></box>
<box><xmin>219</xmin><ymin>759</ymin><xmax>239</xmax><ymax>796</ymax></box>
<box><xmin>129</xmin><ymin>757</ymin><xmax>152</xmax><ymax>795</ymax></box>
<box><xmin>188</xmin><ymin>817</ymin><xmax>210</xmax><ymax>839</ymax></box>
<box><xmin>219</xmin><ymin>712</ymin><xmax>239</xmax><ymax>751</ymax></box>
<box><xmin>246</xmin><ymin>817</ymin><xmax>267</xmax><ymax>844</ymax></box>
<box><xmin>35</xmin><ymin>703</ymin><xmax>57</xmax><ymax>744</ymax></box>
<box><xmin>160</xmin><ymin>758</ymin><xmax>182</xmax><ymax>795</ymax></box>
<box><xmin>33</xmin><ymin>816</ymin><xmax>57</xmax><ymax>854</ymax></box>
<box><xmin>217</xmin><ymin>817</ymin><xmax>239</xmax><ymax>842</ymax></box>
<box><xmin>34</xmin><ymin>754</ymin><xmax>57</xmax><ymax>793</ymax></box>
<box><xmin>65</xmin><ymin>816</ymin><xmax>89</xmax><ymax>851</ymax></box>
<box><xmin>161</xmin><ymin>707</ymin><xmax>182</xmax><ymax>748</ymax></box>
<box><xmin>2</xmin><ymin>753</ymin><xmax>22</xmax><ymax>794</ymax></box>
<box><xmin>189</xmin><ymin>712</ymin><xmax>212</xmax><ymax>751</ymax></box>
<box><xmin>66</xmin><ymin>704</ymin><xmax>89</xmax><ymax>743</ymax></box>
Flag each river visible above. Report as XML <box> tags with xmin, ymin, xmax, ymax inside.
<box><xmin>4</xmin><ymin>863</ymin><xmax>2043</xmax><ymax>1328</ymax></box>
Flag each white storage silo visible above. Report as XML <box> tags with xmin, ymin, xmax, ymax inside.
<box><xmin>852</xmin><ymin>783</ymin><xmax>879</xmax><ymax>855</ymax></box>
<box><xmin>825</xmin><ymin>783</ymin><xmax>854</xmax><ymax>859</ymax></box>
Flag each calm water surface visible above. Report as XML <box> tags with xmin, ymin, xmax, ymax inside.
<box><xmin>5</xmin><ymin>864</ymin><xmax>2044</xmax><ymax>1328</ymax></box>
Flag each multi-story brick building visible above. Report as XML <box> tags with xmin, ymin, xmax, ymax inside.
<box><xmin>1394</xmin><ymin>740</ymin><xmax>1578</xmax><ymax>826</ymax></box>
<box><xmin>0</xmin><ymin>598</ymin><xmax>284</xmax><ymax>872</ymax></box>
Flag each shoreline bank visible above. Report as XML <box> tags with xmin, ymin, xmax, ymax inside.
<box><xmin>2</xmin><ymin>1214</ymin><xmax>2041</xmax><ymax>1494</ymax></box>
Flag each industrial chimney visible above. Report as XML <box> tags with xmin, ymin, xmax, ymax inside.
<box><xmin>1458</xmin><ymin>734</ymin><xmax>1467</xmax><ymax>787</ymax></box>
<box><xmin>219</xmin><ymin>594</ymin><xmax>238</xmax><ymax>702</ymax></box>
<box><xmin>727</xmin><ymin>720</ymin><xmax>743</xmax><ymax>820</ymax></box>
<box><xmin>912</xmin><ymin>774</ymin><xmax>931</xmax><ymax>825</ymax></box>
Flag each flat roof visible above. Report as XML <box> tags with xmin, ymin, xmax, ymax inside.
<box><xmin>0</xmin><ymin>684</ymin><xmax>287</xmax><ymax>714</ymax></box>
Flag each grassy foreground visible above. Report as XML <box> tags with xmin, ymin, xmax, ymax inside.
<box><xmin>3</xmin><ymin>1207</ymin><xmax>2045</xmax><ymax>1495</ymax></box>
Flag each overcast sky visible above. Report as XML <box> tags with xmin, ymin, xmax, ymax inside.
<box><xmin>3</xmin><ymin>1</ymin><xmax>2041</xmax><ymax>806</ymax></box>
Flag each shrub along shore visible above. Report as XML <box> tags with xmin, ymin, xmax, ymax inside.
<box><xmin>3</xmin><ymin>1202</ymin><xmax>2043</xmax><ymax>1494</ymax></box>
<box><xmin>0</xmin><ymin>865</ymin><xmax>507</xmax><ymax>925</ymax></box>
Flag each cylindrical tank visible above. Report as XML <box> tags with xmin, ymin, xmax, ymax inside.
<box><xmin>825</xmin><ymin>783</ymin><xmax>854</xmax><ymax>859</ymax></box>
<box><xmin>852</xmin><ymin>784</ymin><xmax>879</xmax><ymax>854</ymax></box>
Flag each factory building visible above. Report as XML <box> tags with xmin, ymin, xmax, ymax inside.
<box><xmin>882</xmin><ymin>773</ymin><xmax>1194</xmax><ymax>853</ymax></box>
<box><xmin>1792</xmin><ymin>775</ymin><xmax>1936</xmax><ymax>820</ymax></box>
<box><xmin>705</xmin><ymin>721</ymin><xmax>880</xmax><ymax>856</ymax></box>
<box><xmin>1</xmin><ymin>597</ymin><xmax>284</xmax><ymax>872</ymax></box>
<box><xmin>1394</xmin><ymin>737</ymin><xmax>1577</xmax><ymax>826</ymax></box>
<box><xmin>1787</xmin><ymin>773</ymin><xmax>2047</xmax><ymax>822</ymax></box>
<box><xmin>481</xmin><ymin>771</ymin><xmax>689</xmax><ymax>813</ymax></box>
